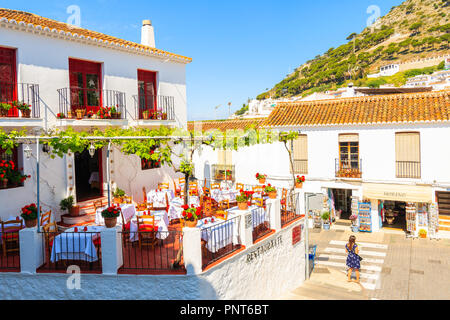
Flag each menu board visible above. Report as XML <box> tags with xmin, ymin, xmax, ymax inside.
<box><xmin>358</xmin><ymin>202</ymin><xmax>372</xmax><ymax>233</ymax></box>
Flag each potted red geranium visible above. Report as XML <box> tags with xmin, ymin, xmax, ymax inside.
<box><xmin>295</xmin><ymin>175</ymin><xmax>305</xmax><ymax>188</ymax></box>
<box><xmin>264</xmin><ymin>184</ymin><xmax>277</xmax><ymax>199</ymax></box>
<box><xmin>236</xmin><ymin>190</ymin><xmax>254</xmax><ymax>210</ymax></box>
<box><xmin>21</xmin><ymin>203</ymin><xmax>38</xmax><ymax>228</ymax></box>
<box><xmin>101</xmin><ymin>205</ymin><xmax>121</xmax><ymax>228</ymax></box>
<box><xmin>256</xmin><ymin>173</ymin><xmax>266</xmax><ymax>184</ymax></box>
<box><xmin>181</xmin><ymin>204</ymin><xmax>202</xmax><ymax>228</ymax></box>
<box><xmin>0</xmin><ymin>160</ymin><xmax>15</xmax><ymax>188</ymax></box>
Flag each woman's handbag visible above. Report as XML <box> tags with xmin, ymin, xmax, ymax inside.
<box><xmin>352</xmin><ymin>246</ymin><xmax>363</xmax><ymax>261</ymax></box>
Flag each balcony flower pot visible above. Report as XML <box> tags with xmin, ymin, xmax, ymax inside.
<box><xmin>1</xmin><ymin>178</ymin><xmax>8</xmax><ymax>189</ymax></box>
<box><xmin>295</xmin><ymin>182</ymin><xmax>303</xmax><ymax>189</ymax></box>
<box><xmin>142</xmin><ymin>111</ymin><xmax>150</xmax><ymax>120</ymax></box>
<box><xmin>258</xmin><ymin>178</ymin><xmax>266</xmax><ymax>184</ymax></box>
<box><xmin>20</xmin><ymin>109</ymin><xmax>31</xmax><ymax>118</ymax></box>
<box><xmin>21</xmin><ymin>203</ymin><xmax>38</xmax><ymax>228</ymax></box>
<box><xmin>161</xmin><ymin>113</ymin><xmax>167</xmax><ymax>120</ymax></box>
<box><xmin>237</xmin><ymin>202</ymin><xmax>248</xmax><ymax>210</ymax></box>
<box><xmin>104</xmin><ymin>217</ymin><xmax>118</xmax><ymax>228</ymax></box>
<box><xmin>185</xmin><ymin>219</ymin><xmax>198</xmax><ymax>228</ymax></box>
<box><xmin>67</xmin><ymin>111</ymin><xmax>73</xmax><ymax>119</ymax></box>
<box><xmin>76</xmin><ymin>109</ymin><xmax>84</xmax><ymax>120</ymax></box>
<box><xmin>268</xmin><ymin>191</ymin><xmax>277</xmax><ymax>199</ymax></box>
<box><xmin>24</xmin><ymin>218</ymin><xmax>37</xmax><ymax>228</ymax></box>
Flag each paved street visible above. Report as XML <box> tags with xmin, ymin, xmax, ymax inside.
<box><xmin>283</xmin><ymin>224</ymin><xmax>450</xmax><ymax>300</ymax></box>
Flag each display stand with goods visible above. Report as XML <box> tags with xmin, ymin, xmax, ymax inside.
<box><xmin>428</xmin><ymin>203</ymin><xmax>440</xmax><ymax>239</ymax></box>
<box><xmin>358</xmin><ymin>202</ymin><xmax>372</xmax><ymax>232</ymax></box>
<box><xmin>406</xmin><ymin>202</ymin><xmax>417</xmax><ymax>238</ymax></box>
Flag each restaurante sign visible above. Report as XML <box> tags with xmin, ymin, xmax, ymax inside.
<box><xmin>246</xmin><ymin>236</ymin><xmax>282</xmax><ymax>263</ymax></box>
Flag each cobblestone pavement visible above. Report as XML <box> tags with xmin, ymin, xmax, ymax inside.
<box><xmin>283</xmin><ymin>225</ymin><xmax>450</xmax><ymax>300</ymax></box>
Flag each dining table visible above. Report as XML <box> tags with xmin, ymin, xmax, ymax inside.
<box><xmin>210</xmin><ymin>188</ymin><xmax>239</xmax><ymax>203</ymax></box>
<box><xmin>167</xmin><ymin>195</ymin><xmax>200</xmax><ymax>221</ymax></box>
<box><xmin>129</xmin><ymin>210</ymin><xmax>170</xmax><ymax>241</ymax></box>
<box><xmin>50</xmin><ymin>225</ymin><xmax>104</xmax><ymax>263</ymax></box>
<box><xmin>147</xmin><ymin>189</ymin><xmax>175</xmax><ymax>208</ymax></box>
<box><xmin>198</xmin><ymin>213</ymin><xmax>241</xmax><ymax>253</ymax></box>
<box><xmin>95</xmin><ymin>203</ymin><xmax>136</xmax><ymax>226</ymax></box>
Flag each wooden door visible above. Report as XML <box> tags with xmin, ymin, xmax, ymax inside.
<box><xmin>69</xmin><ymin>58</ymin><xmax>102</xmax><ymax>113</ymax></box>
<box><xmin>137</xmin><ymin>70</ymin><xmax>157</xmax><ymax>118</ymax></box>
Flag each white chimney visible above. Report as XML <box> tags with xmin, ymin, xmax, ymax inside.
<box><xmin>141</xmin><ymin>20</ymin><xmax>155</xmax><ymax>48</ymax></box>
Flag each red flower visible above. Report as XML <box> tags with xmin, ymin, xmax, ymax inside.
<box><xmin>187</xmin><ymin>212</ymin><xmax>192</xmax><ymax>219</ymax></box>
<box><xmin>182</xmin><ymin>205</ymin><xmax>189</xmax><ymax>210</ymax></box>
<box><xmin>182</xmin><ymin>211</ymin><xmax>186</xmax><ymax>217</ymax></box>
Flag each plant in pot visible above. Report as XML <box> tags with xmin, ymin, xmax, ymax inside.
<box><xmin>9</xmin><ymin>170</ymin><xmax>30</xmax><ymax>188</ymax></box>
<box><xmin>15</xmin><ymin>101</ymin><xmax>31</xmax><ymax>118</ymax></box>
<box><xmin>142</xmin><ymin>110</ymin><xmax>150</xmax><ymax>120</ymax></box>
<box><xmin>21</xmin><ymin>203</ymin><xmax>38</xmax><ymax>228</ymax></box>
<box><xmin>349</xmin><ymin>214</ymin><xmax>359</xmax><ymax>232</ymax></box>
<box><xmin>0</xmin><ymin>160</ymin><xmax>15</xmax><ymax>188</ymax></box>
<box><xmin>75</xmin><ymin>108</ymin><xmax>85</xmax><ymax>120</ymax></box>
<box><xmin>295</xmin><ymin>175</ymin><xmax>305</xmax><ymax>188</ymax></box>
<box><xmin>110</xmin><ymin>105</ymin><xmax>121</xmax><ymax>119</ymax></box>
<box><xmin>181</xmin><ymin>204</ymin><xmax>202</xmax><ymax>228</ymax></box>
<box><xmin>236</xmin><ymin>190</ymin><xmax>254</xmax><ymax>210</ymax></box>
<box><xmin>161</xmin><ymin>112</ymin><xmax>167</xmax><ymax>120</ymax></box>
<box><xmin>0</xmin><ymin>102</ymin><xmax>12</xmax><ymax>117</ymax></box>
<box><xmin>60</xmin><ymin>196</ymin><xmax>80</xmax><ymax>217</ymax></box>
<box><xmin>264</xmin><ymin>184</ymin><xmax>277</xmax><ymax>199</ymax></box>
<box><xmin>101</xmin><ymin>205</ymin><xmax>121</xmax><ymax>228</ymax></box>
<box><xmin>113</xmin><ymin>188</ymin><xmax>126</xmax><ymax>204</ymax></box>
<box><xmin>321</xmin><ymin>211</ymin><xmax>331</xmax><ymax>230</ymax></box>
<box><xmin>256</xmin><ymin>173</ymin><xmax>267</xmax><ymax>184</ymax></box>
<box><xmin>56</xmin><ymin>112</ymin><xmax>65</xmax><ymax>119</ymax></box>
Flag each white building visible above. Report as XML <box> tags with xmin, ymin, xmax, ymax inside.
<box><xmin>190</xmin><ymin>90</ymin><xmax>450</xmax><ymax>239</ymax></box>
<box><xmin>367</xmin><ymin>63</ymin><xmax>400</xmax><ymax>78</ymax></box>
<box><xmin>0</xmin><ymin>9</ymin><xmax>191</xmax><ymax>223</ymax></box>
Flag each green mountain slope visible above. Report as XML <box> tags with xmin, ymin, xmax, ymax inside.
<box><xmin>258</xmin><ymin>0</ymin><xmax>449</xmax><ymax>99</ymax></box>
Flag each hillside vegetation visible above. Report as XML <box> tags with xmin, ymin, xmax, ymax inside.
<box><xmin>258</xmin><ymin>0</ymin><xmax>449</xmax><ymax>100</ymax></box>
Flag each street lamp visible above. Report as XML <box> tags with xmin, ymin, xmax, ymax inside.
<box><xmin>88</xmin><ymin>143</ymin><xmax>96</xmax><ymax>158</ymax></box>
<box><xmin>24</xmin><ymin>145</ymin><xmax>32</xmax><ymax>159</ymax></box>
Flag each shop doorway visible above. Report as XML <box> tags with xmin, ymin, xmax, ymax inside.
<box><xmin>331</xmin><ymin>189</ymin><xmax>352</xmax><ymax>220</ymax></box>
<box><xmin>382</xmin><ymin>201</ymin><xmax>406</xmax><ymax>230</ymax></box>
<box><xmin>75</xmin><ymin>148</ymin><xmax>103</xmax><ymax>202</ymax></box>
<box><xmin>436</xmin><ymin>192</ymin><xmax>450</xmax><ymax>216</ymax></box>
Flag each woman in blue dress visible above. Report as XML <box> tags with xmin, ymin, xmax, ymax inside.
<box><xmin>345</xmin><ymin>235</ymin><xmax>360</xmax><ymax>283</ymax></box>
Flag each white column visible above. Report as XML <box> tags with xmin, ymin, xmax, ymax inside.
<box><xmin>267</xmin><ymin>198</ymin><xmax>281</xmax><ymax>231</ymax></box>
<box><xmin>182</xmin><ymin>227</ymin><xmax>202</xmax><ymax>275</ymax></box>
<box><xmin>237</xmin><ymin>209</ymin><xmax>253</xmax><ymax>248</ymax></box>
<box><xmin>101</xmin><ymin>226</ymin><xmax>123</xmax><ymax>275</ymax></box>
<box><xmin>20</xmin><ymin>227</ymin><xmax>44</xmax><ymax>274</ymax></box>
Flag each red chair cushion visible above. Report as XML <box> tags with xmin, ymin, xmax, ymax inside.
<box><xmin>123</xmin><ymin>222</ymin><xmax>131</xmax><ymax>231</ymax></box>
<box><xmin>2</xmin><ymin>233</ymin><xmax>19</xmax><ymax>240</ymax></box>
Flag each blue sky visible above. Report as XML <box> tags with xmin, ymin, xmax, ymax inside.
<box><xmin>3</xmin><ymin>0</ymin><xmax>403</xmax><ymax>120</ymax></box>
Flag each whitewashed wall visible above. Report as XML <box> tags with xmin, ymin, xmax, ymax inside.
<box><xmin>0</xmin><ymin>27</ymin><xmax>188</xmax><ymax>128</ymax></box>
<box><xmin>0</xmin><ymin>220</ymin><xmax>306</xmax><ymax>300</ymax></box>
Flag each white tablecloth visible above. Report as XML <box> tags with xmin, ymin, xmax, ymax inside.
<box><xmin>50</xmin><ymin>226</ymin><xmax>104</xmax><ymax>263</ymax></box>
<box><xmin>129</xmin><ymin>210</ymin><xmax>170</xmax><ymax>241</ymax></box>
<box><xmin>167</xmin><ymin>196</ymin><xmax>200</xmax><ymax>221</ymax></box>
<box><xmin>147</xmin><ymin>189</ymin><xmax>175</xmax><ymax>207</ymax></box>
<box><xmin>95</xmin><ymin>204</ymin><xmax>136</xmax><ymax>226</ymax></box>
<box><xmin>198</xmin><ymin>214</ymin><xmax>240</xmax><ymax>253</ymax></box>
<box><xmin>210</xmin><ymin>189</ymin><xmax>238</xmax><ymax>203</ymax></box>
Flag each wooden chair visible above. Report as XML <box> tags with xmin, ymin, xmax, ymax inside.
<box><xmin>42</xmin><ymin>221</ymin><xmax>58</xmax><ymax>251</ymax></box>
<box><xmin>136</xmin><ymin>214</ymin><xmax>158</xmax><ymax>249</ymax></box>
<box><xmin>178</xmin><ymin>177</ymin><xmax>186</xmax><ymax>185</ymax></box>
<box><xmin>218</xmin><ymin>199</ymin><xmax>230</xmax><ymax>210</ymax></box>
<box><xmin>189</xmin><ymin>182</ymin><xmax>199</xmax><ymax>196</ymax></box>
<box><xmin>252</xmin><ymin>185</ymin><xmax>263</xmax><ymax>193</ymax></box>
<box><xmin>281</xmin><ymin>189</ymin><xmax>288</xmax><ymax>212</ymax></box>
<box><xmin>173</xmin><ymin>179</ymin><xmax>181</xmax><ymax>197</ymax></box>
<box><xmin>202</xmin><ymin>186</ymin><xmax>211</xmax><ymax>197</ymax></box>
<box><xmin>254</xmin><ymin>197</ymin><xmax>264</xmax><ymax>207</ymax></box>
<box><xmin>202</xmin><ymin>196</ymin><xmax>215</xmax><ymax>217</ymax></box>
<box><xmin>152</xmin><ymin>193</ymin><xmax>169</xmax><ymax>211</ymax></box>
<box><xmin>235</xmin><ymin>183</ymin><xmax>244</xmax><ymax>191</ymax></box>
<box><xmin>40</xmin><ymin>210</ymin><xmax>52</xmax><ymax>227</ymax></box>
<box><xmin>214</xmin><ymin>210</ymin><xmax>229</xmax><ymax>221</ymax></box>
<box><xmin>1</xmin><ymin>219</ymin><xmax>23</xmax><ymax>257</ymax></box>
<box><xmin>158</xmin><ymin>182</ymin><xmax>170</xmax><ymax>190</ymax></box>
<box><xmin>93</xmin><ymin>200</ymin><xmax>103</xmax><ymax>211</ymax></box>
<box><xmin>120</xmin><ymin>209</ymin><xmax>134</xmax><ymax>246</ymax></box>
<box><xmin>211</xmin><ymin>183</ymin><xmax>220</xmax><ymax>190</ymax></box>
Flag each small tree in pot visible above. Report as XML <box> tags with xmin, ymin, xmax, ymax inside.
<box><xmin>60</xmin><ymin>196</ymin><xmax>80</xmax><ymax>217</ymax></box>
<box><xmin>321</xmin><ymin>211</ymin><xmax>331</xmax><ymax>230</ymax></box>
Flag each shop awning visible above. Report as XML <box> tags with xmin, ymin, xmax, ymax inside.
<box><xmin>362</xmin><ymin>183</ymin><xmax>432</xmax><ymax>203</ymax></box>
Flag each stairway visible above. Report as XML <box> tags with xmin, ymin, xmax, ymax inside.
<box><xmin>437</xmin><ymin>215</ymin><xmax>450</xmax><ymax>239</ymax></box>
<box><xmin>57</xmin><ymin>196</ymin><xmax>108</xmax><ymax>231</ymax></box>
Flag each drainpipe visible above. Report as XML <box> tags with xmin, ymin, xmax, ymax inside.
<box><xmin>106</xmin><ymin>141</ymin><xmax>112</xmax><ymax>207</ymax></box>
<box><xmin>36</xmin><ymin>137</ymin><xmax>40</xmax><ymax>229</ymax></box>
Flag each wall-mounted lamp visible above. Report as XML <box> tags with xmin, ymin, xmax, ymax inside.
<box><xmin>89</xmin><ymin>143</ymin><xmax>96</xmax><ymax>158</ymax></box>
<box><xmin>24</xmin><ymin>145</ymin><xmax>32</xmax><ymax>159</ymax></box>
<box><xmin>42</xmin><ymin>144</ymin><xmax>50</xmax><ymax>153</ymax></box>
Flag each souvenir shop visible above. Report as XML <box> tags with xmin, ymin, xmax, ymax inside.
<box><xmin>362</xmin><ymin>183</ymin><xmax>439</xmax><ymax>238</ymax></box>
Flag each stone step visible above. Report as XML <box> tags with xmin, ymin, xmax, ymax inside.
<box><xmin>439</xmin><ymin>225</ymin><xmax>450</xmax><ymax>232</ymax></box>
<box><xmin>439</xmin><ymin>215</ymin><xmax>450</xmax><ymax>221</ymax></box>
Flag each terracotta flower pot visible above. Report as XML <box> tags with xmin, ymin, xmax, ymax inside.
<box><xmin>142</xmin><ymin>113</ymin><xmax>149</xmax><ymax>120</ymax></box>
<box><xmin>69</xmin><ymin>206</ymin><xmax>80</xmax><ymax>217</ymax></box>
<box><xmin>268</xmin><ymin>191</ymin><xmax>277</xmax><ymax>199</ymax></box>
<box><xmin>295</xmin><ymin>182</ymin><xmax>303</xmax><ymax>189</ymax></box>
<box><xmin>76</xmin><ymin>110</ymin><xmax>84</xmax><ymax>120</ymax></box>
<box><xmin>114</xmin><ymin>197</ymin><xmax>124</xmax><ymax>204</ymax></box>
<box><xmin>25</xmin><ymin>218</ymin><xmax>37</xmax><ymax>228</ymax></box>
<box><xmin>258</xmin><ymin>178</ymin><xmax>266</xmax><ymax>184</ymax></box>
<box><xmin>21</xmin><ymin>109</ymin><xmax>31</xmax><ymax>118</ymax></box>
<box><xmin>237</xmin><ymin>202</ymin><xmax>248</xmax><ymax>210</ymax></box>
<box><xmin>104</xmin><ymin>217</ymin><xmax>117</xmax><ymax>228</ymax></box>
<box><xmin>185</xmin><ymin>219</ymin><xmax>198</xmax><ymax>228</ymax></box>
<box><xmin>67</xmin><ymin>111</ymin><xmax>73</xmax><ymax>119</ymax></box>
<box><xmin>2</xmin><ymin>179</ymin><xmax>8</xmax><ymax>189</ymax></box>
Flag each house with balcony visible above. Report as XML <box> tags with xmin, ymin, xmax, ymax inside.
<box><xmin>0</xmin><ymin>9</ymin><xmax>191</xmax><ymax>224</ymax></box>
<box><xmin>190</xmin><ymin>90</ymin><xmax>450</xmax><ymax>239</ymax></box>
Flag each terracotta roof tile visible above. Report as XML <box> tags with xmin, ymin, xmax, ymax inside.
<box><xmin>263</xmin><ymin>91</ymin><xmax>450</xmax><ymax>127</ymax></box>
<box><xmin>0</xmin><ymin>8</ymin><xmax>192</xmax><ymax>63</ymax></box>
<box><xmin>187</xmin><ymin>118</ymin><xmax>266</xmax><ymax>132</ymax></box>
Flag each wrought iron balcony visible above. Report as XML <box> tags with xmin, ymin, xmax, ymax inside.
<box><xmin>0</xmin><ymin>82</ymin><xmax>40</xmax><ymax>118</ymax></box>
<box><xmin>335</xmin><ymin>158</ymin><xmax>362</xmax><ymax>178</ymax></box>
<box><xmin>293</xmin><ymin>159</ymin><xmax>308</xmax><ymax>174</ymax></box>
<box><xmin>133</xmin><ymin>94</ymin><xmax>175</xmax><ymax>121</ymax></box>
<box><xmin>396</xmin><ymin>161</ymin><xmax>421</xmax><ymax>179</ymax></box>
<box><xmin>57</xmin><ymin>87</ymin><xmax>126</xmax><ymax>119</ymax></box>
